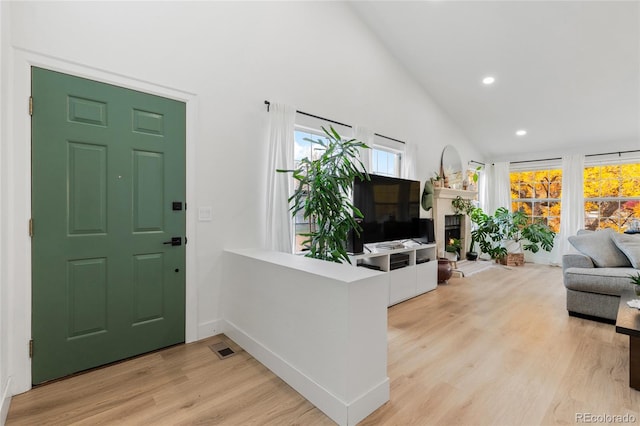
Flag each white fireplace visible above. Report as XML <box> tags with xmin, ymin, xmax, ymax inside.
<box><xmin>432</xmin><ymin>188</ymin><xmax>478</xmax><ymax>259</ymax></box>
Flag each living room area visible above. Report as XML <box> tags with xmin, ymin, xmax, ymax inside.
<box><xmin>1</xmin><ymin>1</ymin><xmax>639</xmax><ymax>425</ymax></box>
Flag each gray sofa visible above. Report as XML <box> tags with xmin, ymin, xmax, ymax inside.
<box><xmin>562</xmin><ymin>228</ymin><xmax>640</xmax><ymax>322</ymax></box>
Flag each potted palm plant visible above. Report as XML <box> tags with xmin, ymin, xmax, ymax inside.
<box><xmin>278</xmin><ymin>126</ymin><xmax>369</xmax><ymax>264</ymax></box>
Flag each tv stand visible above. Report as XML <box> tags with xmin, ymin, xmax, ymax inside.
<box><xmin>350</xmin><ymin>242</ymin><xmax>437</xmax><ymax>306</ymax></box>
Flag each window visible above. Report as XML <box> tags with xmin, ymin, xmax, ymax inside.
<box><xmin>510</xmin><ymin>169</ymin><xmax>562</xmax><ymax>233</ymax></box>
<box><xmin>509</xmin><ymin>161</ymin><xmax>640</xmax><ymax>234</ymax></box>
<box><xmin>371</xmin><ymin>146</ymin><xmax>401</xmax><ymax>177</ymax></box>
<box><xmin>584</xmin><ymin>163</ymin><xmax>640</xmax><ymax>231</ymax></box>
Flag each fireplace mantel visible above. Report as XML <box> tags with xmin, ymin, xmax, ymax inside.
<box><xmin>433</xmin><ymin>187</ymin><xmax>478</xmax><ymax>201</ymax></box>
<box><xmin>432</xmin><ymin>187</ymin><xmax>477</xmax><ymax>259</ymax></box>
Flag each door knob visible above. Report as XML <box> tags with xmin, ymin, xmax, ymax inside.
<box><xmin>163</xmin><ymin>237</ymin><xmax>182</xmax><ymax>246</ymax></box>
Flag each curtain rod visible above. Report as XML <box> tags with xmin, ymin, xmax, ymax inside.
<box><xmin>509</xmin><ymin>149</ymin><xmax>640</xmax><ymax>165</ymax></box>
<box><xmin>469</xmin><ymin>160</ymin><xmax>485</xmax><ymax>166</ymax></box>
<box><xmin>264</xmin><ymin>100</ymin><xmax>405</xmax><ymax>145</ymax></box>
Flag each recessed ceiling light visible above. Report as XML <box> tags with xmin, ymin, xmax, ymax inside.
<box><xmin>482</xmin><ymin>76</ymin><xmax>495</xmax><ymax>85</ymax></box>
<box><xmin>516</xmin><ymin>129</ymin><xmax>527</xmax><ymax>136</ymax></box>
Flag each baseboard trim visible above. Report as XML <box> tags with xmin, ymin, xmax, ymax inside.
<box><xmin>347</xmin><ymin>377</ymin><xmax>390</xmax><ymax>425</ymax></box>
<box><xmin>222</xmin><ymin>319</ymin><xmax>387</xmax><ymax>426</ymax></box>
<box><xmin>197</xmin><ymin>319</ymin><xmax>223</xmax><ymax>340</ymax></box>
<box><xmin>1</xmin><ymin>377</ymin><xmax>13</xmax><ymax>426</ymax></box>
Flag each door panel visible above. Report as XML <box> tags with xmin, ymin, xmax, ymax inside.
<box><xmin>67</xmin><ymin>258</ymin><xmax>108</xmax><ymax>338</ymax></box>
<box><xmin>133</xmin><ymin>150</ymin><xmax>164</xmax><ymax>232</ymax></box>
<box><xmin>68</xmin><ymin>142</ymin><xmax>108</xmax><ymax>234</ymax></box>
<box><xmin>32</xmin><ymin>67</ymin><xmax>186</xmax><ymax>384</ymax></box>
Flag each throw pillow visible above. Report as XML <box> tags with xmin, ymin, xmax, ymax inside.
<box><xmin>568</xmin><ymin>228</ymin><xmax>632</xmax><ymax>267</ymax></box>
<box><xmin>611</xmin><ymin>232</ymin><xmax>640</xmax><ymax>269</ymax></box>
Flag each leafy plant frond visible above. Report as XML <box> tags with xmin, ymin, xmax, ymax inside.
<box><xmin>277</xmin><ymin>125</ymin><xmax>370</xmax><ymax>263</ymax></box>
<box><xmin>469</xmin><ymin>206</ymin><xmax>555</xmax><ymax>259</ymax></box>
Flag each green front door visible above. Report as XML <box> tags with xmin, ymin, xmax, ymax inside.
<box><xmin>31</xmin><ymin>67</ymin><xmax>186</xmax><ymax>384</ymax></box>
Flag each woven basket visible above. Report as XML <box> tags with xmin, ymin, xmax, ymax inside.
<box><xmin>497</xmin><ymin>253</ymin><xmax>524</xmax><ymax>266</ymax></box>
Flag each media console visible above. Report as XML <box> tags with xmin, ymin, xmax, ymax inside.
<box><xmin>349</xmin><ymin>242</ymin><xmax>438</xmax><ymax>306</ymax></box>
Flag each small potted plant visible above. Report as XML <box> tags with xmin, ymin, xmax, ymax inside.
<box><xmin>451</xmin><ymin>196</ymin><xmax>474</xmax><ymax>216</ymax></box>
<box><xmin>431</xmin><ymin>172</ymin><xmax>443</xmax><ymax>188</ymax></box>
<box><xmin>629</xmin><ymin>273</ymin><xmax>640</xmax><ymax>297</ymax></box>
<box><xmin>445</xmin><ymin>238</ymin><xmax>461</xmax><ymax>261</ymax></box>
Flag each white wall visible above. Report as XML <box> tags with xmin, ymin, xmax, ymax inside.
<box><xmin>1</xmin><ymin>0</ymin><xmax>12</xmax><ymax>421</ymax></box>
<box><xmin>2</xmin><ymin>1</ymin><xmax>480</xmax><ymax>394</ymax></box>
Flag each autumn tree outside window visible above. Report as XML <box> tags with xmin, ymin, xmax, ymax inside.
<box><xmin>583</xmin><ymin>163</ymin><xmax>640</xmax><ymax>232</ymax></box>
<box><xmin>510</xmin><ymin>169</ymin><xmax>562</xmax><ymax>233</ymax></box>
<box><xmin>510</xmin><ymin>162</ymin><xmax>640</xmax><ymax>234</ymax></box>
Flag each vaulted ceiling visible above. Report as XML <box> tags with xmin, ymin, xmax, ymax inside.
<box><xmin>349</xmin><ymin>1</ymin><xmax>640</xmax><ymax>161</ymax></box>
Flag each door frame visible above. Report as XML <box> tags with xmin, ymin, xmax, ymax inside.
<box><xmin>8</xmin><ymin>48</ymin><xmax>199</xmax><ymax>393</ymax></box>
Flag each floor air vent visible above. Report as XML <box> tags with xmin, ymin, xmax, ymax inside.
<box><xmin>209</xmin><ymin>342</ymin><xmax>236</xmax><ymax>360</ymax></box>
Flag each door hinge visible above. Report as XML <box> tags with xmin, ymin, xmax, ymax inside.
<box><xmin>29</xmin><ymin>339</ymin><xmax>34</xmax><ymax>358</ymax></box>
<box><xmin>29</xmin><ymin>96</ymin><xmax>33</xmax><ymax>116</ymax></box>
<box><xmin>29</xmin><ymin>218</ymin><xmax>33</xmax><ymax>237</ymax></box>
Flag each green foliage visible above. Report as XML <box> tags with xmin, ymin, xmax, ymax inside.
<box><xmin>472</xmin><ymin>165</ymin><xmax>482</xmax><ymax>183</ymax></box>
<box><xmin>470</xmin><ymin>207</ymin><xmax>556</xmax><ymax>259</ymax></box>
<box><xmin>277</xmin><ymin>126</ymin><xmax>369</xmax><ymax>264</ymax></box>
<box><xmin>451</xmin><ymin>196</ymin><xmax>474</xmax><ymax>216</ymax></box>
<box><xmin>470</xmin><ymin>208</ymin><xmax>507</xmax><ymax>259</ymax></box>
<box><xmin>629</xmin><ymin>273</ymin><xmax>640</xmax><ymax>286</ymax></box>
<box><xmin>445</xmin><ymin>238</ymin><xmax>461</xmax><ymax>253</ymax></box>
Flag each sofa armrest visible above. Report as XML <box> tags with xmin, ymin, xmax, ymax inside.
<box><xmin>562</xmin><ymin>254</ymin><xmax>594</xmax><ymax>272</ymax></box>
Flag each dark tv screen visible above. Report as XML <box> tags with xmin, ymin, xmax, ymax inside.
<box><xmin>353</xmin><ymin>174</ymin><xmax>421</xmax><ymax>244</ymax></box>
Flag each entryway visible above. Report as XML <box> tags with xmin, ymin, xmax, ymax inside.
<box><xmin>31</xmin><ymin>67</ymin><xmax>186</xmax><ymax>384</ymax></box>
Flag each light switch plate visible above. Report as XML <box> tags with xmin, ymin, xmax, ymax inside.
<box><xmin>198</xmin><ymin>206</ymin><xmax>213</xmax><ymax>222</ymax></box>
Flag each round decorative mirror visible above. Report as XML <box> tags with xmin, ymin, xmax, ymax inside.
<box><xmin>440</xmin><ymin>145</ymin><xmax>463</xmax><ymax>189</ymax></box>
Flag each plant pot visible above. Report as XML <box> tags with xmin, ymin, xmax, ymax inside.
<box><xmin>444</xmin><ymin>251</ymin><xmax>458</xmax><ymax>261</ymax></box>
<box><xmin>466</xmin><ymin>251</ymin><xmax>478</xmax><ymax>261</ymax></box>
<box><xmin>635</xmin><ymin>286</ymin><xmax>640</xmax><ymax>297</ymax></box>
<box><xmin>497</xmin><ymin>253</ymin><xmax>525</xmax><ymax>266</ymax></box>
<box><xmin>437</xmin><ymin>258</ymin><xmax>453</xmax><ymax>283</ymax></box>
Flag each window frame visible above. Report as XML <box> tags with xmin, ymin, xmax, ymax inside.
<box><xmin>509</xmin><ymin>166</ymin><xmax>562</xmax><ymax>233</ymax></box>
<box><xmin>583</xmin><ymin>161</ymin><xmax>640</xmax><ymax>232</ymax></box>
<box><xmin>371</xmin><ymin>144</ymin><xmax>402</xmax><ymax>177</ymax></box>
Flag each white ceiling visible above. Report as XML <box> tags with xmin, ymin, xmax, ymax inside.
<box><xmin>349</xmin><ymin>1</ymin><xmax>640</xmax><ymax>162</ymax></box>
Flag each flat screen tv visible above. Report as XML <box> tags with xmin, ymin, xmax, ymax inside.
<box><xmin>352</xmin><ymin>174</ymin><xmax>421</xmax><ymax>244</ymax></box>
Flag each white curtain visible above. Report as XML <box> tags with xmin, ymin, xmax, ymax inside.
<box><xmin>264</xmin><ymin>103</ymin><xmax>295</xmax><ymax>253</ymax></box>
<box><xmin>353</xmin><ymin>125</ymin><xmax>373</xmax><ymax>174</ymax></box>
<box><xmin>555</xmin><ymin>154</ymin><xmax>585</xmax><ymax>263</ymax></box>
<box><xmin>402</xmin><ymin>142</ymin><xmax>418</xmax><ymax>180</ymax></box>
<box><xmin>479</xmin><ymin>162</ymin><xmax>511</xmax><ymax>215</ymax></box>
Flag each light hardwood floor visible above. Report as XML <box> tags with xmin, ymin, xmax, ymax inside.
<box><xmin>7</xmin><ymin>263</ymin><xmax>640</xmax><ymax>425</ymax></box>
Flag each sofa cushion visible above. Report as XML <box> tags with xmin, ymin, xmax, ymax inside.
<box><xmin>564</xmin><ymin>266</ymin><xmax>638</xmax><ymax>296</ymax></box>
<box><xmin>611</xmin><ymin>232</ymin><xmax>640</xmax><ymax>269</ymax></box>
<box><xmin>568</xmin><ymin>228</ymin><xmax>631</xmax><ymax>267</ymax></box>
